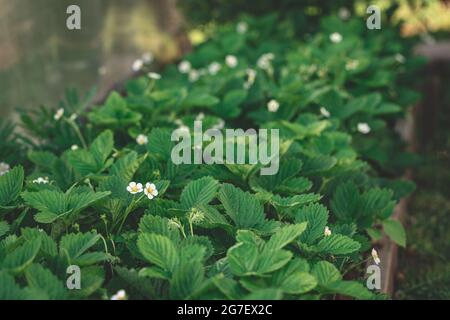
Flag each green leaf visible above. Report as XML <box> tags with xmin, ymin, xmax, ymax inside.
<box><xmin>183</xmin><ymin>91</ymin><xmax>220</xmax><ymax>109</ymax></box>
<box><xmin>311</xmin><ymin>261</ymin><xmax>342</xmax><ymax>286</ymax></box>
<box><xmin>295</xmin><ymin>203</ymin><xmax>329</xmax><ymax>245</ymax></box>
<box><xmin>137</xmin><ymin>233</ymin><xmax>179</xmax><ymax>273</ymax></box>
<box><xmin>90</xmin><ymin>130</ymin><xmax>114</xmax><ymax>167</ymax></box>
<box><xmin>147</xmin><ymin>128</ymin><xmax>173</xmax><ymax>160</ymax></box>
<box><xmin>325</xmin><ymin>280</ymin><xmax>374</xmax><ymax>300</ymax></box>
<box><xmin>180</xmin><ymin>177</ymin><xmax>219</xmax><ymax>209</ymax></box>
<box><xmin>25</xmin><ymin>264</ymin><xmax>67</xmax><ymax>300</ymax></box>
<box><xmin>0</xmin><ymin>221</ymin><xmax>9</xmax><ymax>238</ymax></box>
<box><xmin>277</xmin><ymin>272</ymin><xmax>317</xmax><ymax>294</ymax></box>
<box><xmin>244</xmin><ymin>288</ymin><xmax>283</xmax><ymax>300</ymax></box>
<box><xmin>383</xmin><ymin>219</ymin><xmax>406</xmax><ymax>247</ymax></box>
<box><xmin>218</xmin><ymin>184</ymin><xmax>265</xmax><ymax>229</ymax></box>
<box><xmin>265</xmin><ymin>223</ymin><xmax>307</xmax><ymax>251</ymax></box>
<box><xmin>330</xmin><ymin>182</ymin><xmax>360</xmax><ymax>222</ymax></box>
<box><xmin>314</xmin><ymin>234</ymin><xmax>361</xmax><ymax>255</ymax></box>
<box><xmin>59</xmin><ymin>231</ymin><xmax>101</xmax><ymax>261</ymax></box>
<box><xmin>217</xmin><ymin>89</ymin><xmax>247</xmax><ymax>119</ymax></box>
<box><xmin>1</xmin><ymin>238</ymin><xmax>41</xmax><ymax>274</ymax></box>
<box><xmin>0</xmin><ymin>166</ymin><xmax>24</xmax><ymax>207</ymax></box>
<box><xmin>110</xmin><ymin>151</ymin><xmax>146</xmax><ymax>181</ymax></box>
<box><xmin>28</xmin><ymin>151</ymin><xmax>58</xmax><ymax>170</ymax></box>
<box><xmin>0</xmin><ymin>271</ymin><xmax>28</xmax><ymax>299</ymax></box>
<box><xmin>170</xmin><ymin>260</ymin><xmax>205</xmax><ymax>299</ymax></box>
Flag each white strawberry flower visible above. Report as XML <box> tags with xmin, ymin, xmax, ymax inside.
<box><xmin>71</xmin><ymin>145</ymin><xmax>79</xmax><ymax>151</ymax></box>
<box><xmin>267</xmin><ymin>99</ymin><xmax>280</xmax><ymax>113</ymax></box>
<box><xmin>132</xmin><ymin>59</ymin><xmax>144</xmax><ymax>72</ymax></box>
<box><xmin>244</xmin><ymin>68</ymin><xmax>257</xmax><ymax>89</ymax></box>
<box><xmin>142</xmin><ymin>52</ymin><xmax>154</xmax><ymax>64</ymax></box>
<box><xmin>330</xmin><ymin>32</ymin><xmax>343</xmax><ymax>43</ymax></box>
<box><xmin>127</xmin><ymin>182</ymin><xmax>143</xmax><ymax>194</ymax></box>
<box><xmin>147</xmin><ymin>72</ymin><xmax>161</xmax><ymax>80</ymax></box>
<box><xmin>236</xmin><ymin>21</ymin><xmax>248</xmax><ymax>34</ymax></box>
<box><xmin>178</xmin><ymin>60</ymin><xmax>192</xmax><ymax>74</ymax></box>
<box><xmin>111</xmin><ymin>289</ymin><xmax>127</xmax><ymax>300</ymax></box>
<box><xmin>395</xmin><ymin>53</ymin><xmax>406</xmax><ymax>64</ymax></box>
<box><xmin>188</xmin><ymin>70</ymin><xmax>200</xmax><ymax>82</ymax></box>
<box><xmin>357</xmin><ymin>122</ymin><xmax>371</xmax><ymax>134</ymax></box>
<box><xmin>0</xmin><ymin>162</ymin><xmax>10</xmax><ymax>176</ymax></box>
<box><xmin>345</xmin><ymin>59</ymin><xmax>360</xmax><ymax>71</ymax></box>
<box><xmin>320</xmin><ymin>107</ymin><xmax>331</xmax><ymax>118</ymax></box>
<box><xmin>136</xmin><ymin>134</ymin><xmax>148</xmax><ymax>146</ymax></box>
<box><xmin>338</xmin><ymin>7</ymin><xmax>351</xmax><ymax>20</ymax></box>
<box><xmin>208</xmin><ymin>62</ymin><xmax>221</xmax><ymax>75</ymax></box>
<box><xmin>324</xmin><ymin>226</ymin><xmax>332</xmax><ymax>237</ymax></box>
<box><xmin>54</xmin><ymin>108</ymin><xmax>64</xmax><ymax>121</ymax></box>
<box><xmin>33</xmin><ymin>177</ymin><xmax>49</xmax><ymax>184</ymax></box>
<box><xmin>372</xmin><ymin>248</ymin><xmax>381</xmax><ymax>265</ymax></box>
<box><xmin>225</xmin><ymin>55</ymin><xmax>238</xmax><ymax>68</ymax></box>
<box><xmin>144</xmin><ymin>182</ymin><xmax>158</xmax><ymax>200</ymax></box>
<box><xmin>257</xmin><ymin>53</ymin><xmax>275</xmax><ymax>70</ymax></box>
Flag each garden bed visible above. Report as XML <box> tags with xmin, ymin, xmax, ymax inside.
<box><xmin>0</xmin><ymin>12</ymin><xmax>424</xmax><ymax>300</ymax></box>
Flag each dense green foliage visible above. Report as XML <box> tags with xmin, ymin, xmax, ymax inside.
<box><xmin>0</xmin><ymin>12</ymin><xmax>423</xmax><ymax>300</ymax></box>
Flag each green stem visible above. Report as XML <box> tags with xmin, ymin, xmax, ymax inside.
<box><xmin>65</xmin><ymin>118</ymin><xmax>88</xmax><ymax>149</ymax></box>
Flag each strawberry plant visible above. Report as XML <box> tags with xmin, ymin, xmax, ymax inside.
<box><xmin>0</xmin><ymin>11</ymin><xmax>423</xmax><ymax>300</ymax></box>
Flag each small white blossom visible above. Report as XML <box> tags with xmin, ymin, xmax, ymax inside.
<box><xmin>338</xmin><ymin>7</ymin><xmax>351</xmax><ymax>20</ymax></box>
<box><xmin>136</xmin><ymin>134</ymin><xmax>148</xmax><ymax>146</ymax></box>
<box><xmin>345</xmin><ymin>59</ymin><xmax>360</xmax><ymax>71</ymax></box>
<box><xmin>33</xmin><ymin>177</ymin><xmax>49</xmax><ymax>184</ymax></box>
<box><xmin>111</xmin><ymin>289</ymin><xmax>127</xmax><ymax>301</ymax></box>
<box><xmin>54</xmin><ymin>108</ymin><xmax>64</xmax><ymax>121</ymax></box>
<box><xmin>330</xmin><ymin>32</ymin><xmax>343</xmax><ymax>44</ymax></box>
<box><xmin>357</xmin><ymin>122</ymin><xmax>371</xmax><ymax>134</ymax></box>
<box><xmin>144</xmin><ymin>182</ymin><xmax>158</xmax><ymax>200</ymax></box>
<box><xmin>320</xmin><ymin>107</ymin><xmax>331</xmax><ymax>118</ymax></box>
<box><xmin>395</xmin><ymin>53</ymin><xmax>406</xmax><ymax>64</ymax></box>
<box><xmin>244</xmin><ymin>68</ymin><xmax>257</xmax><ymax>89</ymax></box>
<box><xmin>257</xmin><ymin>53</ymin><xmax>275</xmax><ymax>70</ymax></box>
<box><xmin>188</xmin><ymin>70</ymin><xmax>200</xmax><ymax>82</ymax></box>
<box><xmin>236</xmin><ymin>21</ymin><xmax>248</xmax><ymax>34</ymax></box>
<box><xmin>267</xmin><ymin>99</ymin><xmax>280</xmax><ymax>113</ymax></box>
<box><xmin>69</xmin><ymin>113</ymin><xmax>78</xmax><ymax>121</ymax></box>
<box><xmin>0</xmin><ymin>162</ymin><xmax>10</xmax><ymax>176</ymax></box>
<box><xmin>178</xmin><ymin>60</ymin><xmax>192</xmax><ymax>74</ymax></box>
<box><xmin>71</xmin><ymin>145</ymin><xmax>79</xmax><ymax>151</ymax></box>
<box><xmin>225</xmin><ymin>55</ymin><xmax>238</xmax><ymax>68</ymax></box>
<box><xmin>132</xmin><ymin>59</ymin><xmax>144</xmax><ymax>72</ymax></box>
<box><xmin>142</xmin><ymin>52</ymin><xmax>154</xmax><ymax>64</ymax></box>
<box><xmin>147</xmin><ymin>72</ymin><xmax>161</xmax><ymax>80</ymax></box>
<box><xmin>208</xmin><ymin>62</ymin><xmax>221</xmax><ymax>75</ymax></box>
<box><xmin>372</xmin><ymin>248</ymin><xmax>381</xmax><ymax>265</ymax></box>
<box><xmin>324</xmin><ymin>226</ymin><xmax>332</xmax><ymax>237</ymax></box>
<box><xmin>126</xmin><ymin>182</ymin><xmax>143</xmax><ymax>194</ymax></box>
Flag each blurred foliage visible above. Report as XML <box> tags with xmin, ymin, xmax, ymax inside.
<box><xmin>395</xmin><ymin>64</ymin><xmax>450</xmax><ymax>300</ymax></box>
